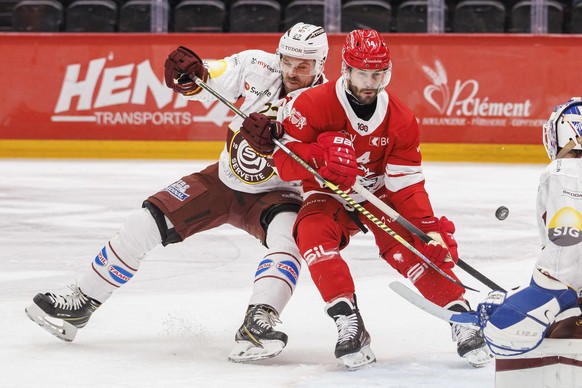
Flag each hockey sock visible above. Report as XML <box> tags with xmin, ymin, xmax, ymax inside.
<box><xmin>78</xmin><ymin>207</ymin><xmax>162</xmax><ymax>302</ymax></box>
<box><xmin>248</xmin><ymin>212</ymin><xmax>301</xmax><ymax>313</ymax></box>
<box><xmin>409</xmin><ymin>262</ymin><xmax>465</xmax><ymax>307</ymax></box>
<box><xmin>309</xmin><ymin>257</ymin><xmax>355</xmax><ymax>302</ymax></box>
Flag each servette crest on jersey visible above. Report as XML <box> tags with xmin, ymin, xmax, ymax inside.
<box><xmin>289</xmin><ymin>108</ymin><xmax>307</xmax><ymax>130</ymax></box>
<box><xmin>228</xmin><ymin>130</ymin><xmax>275</xmax><ymax>184</ymax></box>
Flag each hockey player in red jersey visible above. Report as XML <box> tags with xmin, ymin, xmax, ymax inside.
<box><xmin>241</xmin><ymin>29</ymin><xmax>493</xmax><ymax>370</ymax></box>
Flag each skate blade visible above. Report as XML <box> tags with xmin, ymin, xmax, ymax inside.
<box><xmin>464</xmin><ymin>347</ymin><xmax>494</xmax><ymax>368</ymax></box>
<box><xmin>25</xmin><ymin>303</ymin><xmax>78</xmax><ymax>342</ymax></box>
<box><xmin>228</xmin><ymin>340</ymin><xmax>285</xmax><ymax>363</ymax></box>
<box><xmin>340</xmin><ymin>345</ymin><xmax>377</xmax><ymax>371</ymax></box>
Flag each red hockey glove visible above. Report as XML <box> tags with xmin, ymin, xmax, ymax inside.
<box><xmin>309</xmin><ymin>132</ymin><xmax>362</xmax><ymax>192</ymax></box>
<box><xmin>240</xmin><ymin>113</ymin><xmax>285</xmax><ymax>156</ymax></box>
<box><xmin>164</xmin><ymin>46</ymin><xmax>209</xmax><ymax>96</ymax></box>
<box><xmin>413</xmin><ymin>216</ymin><xmax>459</xmax><ymax>269</ymax></box>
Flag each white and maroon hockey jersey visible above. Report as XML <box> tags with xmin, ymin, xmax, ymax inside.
<box><xmin>186</xmin><ymin>49</ymin><xmax>305</xmax><ymax>194</ymax></box>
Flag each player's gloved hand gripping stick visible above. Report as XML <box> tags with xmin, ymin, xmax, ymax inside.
<box><xmin>191</xmin><ymin>76</ymin><xmax>505</xmax><ymax>293</ymax></box>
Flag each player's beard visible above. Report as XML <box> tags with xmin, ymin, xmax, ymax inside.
<box><xmin>349</xmin><ymin>84</ymin><xmax>379</xmax><ymax>105</ymax></box>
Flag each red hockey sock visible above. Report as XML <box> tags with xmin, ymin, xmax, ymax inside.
<box><xmin>308</xmin><ymin>258</ymin><xmax>355</xmax><ymax>302</ymax></box>
<box><xmin>411</xmin><ymin>264</ymin><xmax>465</xmax><ymax>307</ymax></box>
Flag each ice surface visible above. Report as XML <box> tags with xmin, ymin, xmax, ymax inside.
<box><xmin>0</xmin><ymin>159</ymin><xmax>544</xmax><ymax>387</ymax></box>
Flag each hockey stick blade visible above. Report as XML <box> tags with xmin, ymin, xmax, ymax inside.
<box><xmin>389</xmin><ymin>281</ymin><xmax>478</xmax><ymax>325</ymax></box>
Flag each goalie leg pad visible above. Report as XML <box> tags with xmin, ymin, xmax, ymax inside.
<box><xmin>483</xmin><ymin>272</ymin><xmax>578</xmax><ymax>356</ymax></box>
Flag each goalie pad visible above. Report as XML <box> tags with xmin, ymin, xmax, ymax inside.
<box><xmin>481</xmin><ymin>269</ymin><xmax>578</xmax><ymax>356</ymax></box>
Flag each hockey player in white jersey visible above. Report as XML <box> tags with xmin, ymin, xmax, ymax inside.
<box><xmin>25</xmin><ymin>23</ymin><xmax>328</xmax><ymax>363</ymax></box>
<box><xmin>478</xmin><ymin>97</ymin><xmax>582</xmax><ymax>355</ymax></box>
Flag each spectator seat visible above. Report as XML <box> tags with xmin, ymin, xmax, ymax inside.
<box><xmin>282</xmin><ymin>0</ymin><xmax>323</xmax><ymax>31</ymax></box>
<box><xmin>229</xmin><ymin>0</ymin><xmax>280</xmax><ymax>32</ymax></box>
<box><xmin>453</xmin><ymin>0</ymin><xmax>505</xmax><ymax>32</ymax></box>
<box><xmin>509</xmin><ymin>0</ymin><xmax>563</xmax><ymax>33</ymax></box>
<box><xmin>66</xmin><ymin>0</ymin><xmax>118</xmax><ymax>32</ymax></box>
<box><xmin>119</xmin><ymin>0</ymin><xmax>169</xmax><ymax>32</ymax></box>
<box><xmin>174</xmin><ymin>0</ymin><xmax>226</xmax><ymax>32</ymax></box>
<box><xmin>12</xmin><ymin>0</ymin><xmax>63</xmax><ymax>31</ymax></box>
<box><xmin>396</xmin><ymin>0</ymin><xmax>449</xmax><ymax>32</ymax></box>
<box><xmin>341</xmin><ymin>0</ymin><xmax>392</xmax><ymax>32</ymax></box>
<box><xmin>568</xmin><ymin>0</ymin><xmax>582</xmax><ymax>33</ymax></box>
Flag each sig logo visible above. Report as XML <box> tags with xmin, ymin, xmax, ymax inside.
<box><xmin>548</xmin><ymin>207</ymin><xmax>582</xmax><ymax>247</ymax></box>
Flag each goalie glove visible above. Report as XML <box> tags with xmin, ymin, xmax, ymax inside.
<box><xmin>413</xmin><ymin>216</ymin><xmax>458</xmax><ymax>269</ymax></box>
<box><xmin>164</xmin><ymin>46</ymin><xmax>209</xmax><ymax>96</ymax></box>
<box><xmin>309</xmin><ymin>132</ymin><xmax>363</xmax><ymax>192</ymax></box>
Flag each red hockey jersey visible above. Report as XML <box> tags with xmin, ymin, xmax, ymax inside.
<box><xmin>273</xmin><ymin>78</ymin><xmax>434</xmax><ymax>221</ymax></box>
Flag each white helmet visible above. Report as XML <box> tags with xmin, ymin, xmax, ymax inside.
<box><xmin>543</xmin><ymin>97</ymin><xmax>582</xmax><ymax>160</ymax></box>
<box><xmin>277</xmin><ymin>22</ymin><xmax>328</xmax><ymax>84</ymax></box>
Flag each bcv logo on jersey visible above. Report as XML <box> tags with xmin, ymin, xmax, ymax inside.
<box><xmin>369</xmin><ymin>136</ymin><xmax>389</xmax><ymax>147</ymax></box>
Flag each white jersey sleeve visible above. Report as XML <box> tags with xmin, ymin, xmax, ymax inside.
<box><xmin>535</xmin><ymin>158</ymin><xmax>582</xmax><ymax>293</ymax></box>
<box><xmin>185</xmin><ymin>49</ymin><xmax>303</xmax><ymax>194</ymax></box>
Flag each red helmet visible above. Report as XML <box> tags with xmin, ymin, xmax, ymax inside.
<box><xmin>342</xmin><ymin>29</ymin><xmax>391</xmax><ymax>70</ymax></box>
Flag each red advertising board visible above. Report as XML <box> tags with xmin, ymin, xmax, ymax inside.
<box><xmin>0</xmin><ymin>33</ymin><xmax>580</xmax><ymax>161</ymax></box>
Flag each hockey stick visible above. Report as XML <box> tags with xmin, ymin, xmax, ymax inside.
<box><xmin>192</xmin><ymin>77</ymin><xmax>477</xmax><ymax>292</ymax></box>
<box><xmin>353</xmin><ymin>182</ymin><xmax>506</xmax><ymax>292</ymax></box>
<box><xmin>389</xmin><ymin>281</ymin><xmax>479</xmax><ymax>325</ymax></box>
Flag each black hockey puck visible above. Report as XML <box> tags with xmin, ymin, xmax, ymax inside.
<box><xmin>495</xmin><ymin>206</ymin><xmax>509</xmax><ymax>220</ymax></box>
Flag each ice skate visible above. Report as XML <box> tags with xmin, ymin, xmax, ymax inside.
<box><xmin>326</xmin><ymin>296</ymin><xmax>376</xmax><ymax>371</ymax></box>
<box><xmin>25</xmin><ymin>284</ymin><xmax>101</xmax><ymax>342</ymax></box>
<box><xmin>448</xmin><ymin>301</ymin><xmax>493</xmax><ymax>367</ymax></box>
<box><xmin>228</xmin><ymin>304</ymin><xmax>288</xmax><ymax>362</ymax></box>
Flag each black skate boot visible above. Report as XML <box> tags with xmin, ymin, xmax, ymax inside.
<box><xmin>448</xmin><ymin>301</ymin><xmax>494</xmax><ymax>367</ymax></box>
<box><xmin>326</xmin><ymin>296</ymin><xmax>376</xmax><ymax>370</ymax></box>
<box><xmin>25</xmin><ymin>284</ymin><xmax>101</xmax><ymax>342</ymax></box>
<box><xmin>228</xmin><ymin>304</ymin><xmax>288</xmax><ymax>362</ymax></box>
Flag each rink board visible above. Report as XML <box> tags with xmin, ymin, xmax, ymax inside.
<box><xmin>1</xmin><ymin>33</ymin><xmax>581</xmax><ymax>163</ymax></box>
